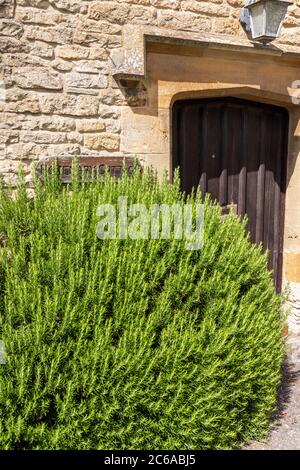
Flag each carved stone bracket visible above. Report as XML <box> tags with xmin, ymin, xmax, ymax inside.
<box><xmin>111</xmin><ymin>26</ymin><xmax>147</xmax><ymax>106</ymax></box>
<box><xmin>111</xmin><ymin>24</ymin><xmax>300</xmax><ymax>98</ymax></box>
<box><xmin>0</xmin><ymin>0</ymin><xmax>15</xmax><ymax>18</ymax></box>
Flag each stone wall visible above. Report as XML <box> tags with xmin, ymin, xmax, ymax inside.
<box><xmin>0</xmin><ymin>0</ymin><xmax>299</xmax><ymax>183</ymax></box>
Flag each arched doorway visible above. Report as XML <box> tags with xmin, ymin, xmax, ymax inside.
<box><xmin>172</xmin><ymin>97</ymin><xmax>289</xmax><ymax>290</ymax></box>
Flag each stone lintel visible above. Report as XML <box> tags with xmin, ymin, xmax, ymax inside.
<box><xmin>112</xmin><ymin>25</ymin><xmax>300</xmax><ymax>89</ymax></box>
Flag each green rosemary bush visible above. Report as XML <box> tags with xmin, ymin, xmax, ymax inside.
<box><xmin>0</xmin><ymin>165</ymin><xmax>284</xmax><ymax>450</ymax></box>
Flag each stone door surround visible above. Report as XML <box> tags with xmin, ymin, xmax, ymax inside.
<box><xmin>111</xmin><ymin>26</ymin><xmax>300</xmax><ymax>323</ymax></box>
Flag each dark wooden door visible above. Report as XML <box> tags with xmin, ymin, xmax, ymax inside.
<box><xmin>172</xmin><ymin>97</ymin><xmax>288</xmax><ymax>290</ymax></box>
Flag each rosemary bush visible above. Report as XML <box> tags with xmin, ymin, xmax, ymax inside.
<box><xmin>0</xmin><ymin>166</ymin><xmax>284</xmax><ymax>450</ymax></box>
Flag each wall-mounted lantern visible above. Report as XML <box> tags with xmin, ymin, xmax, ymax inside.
<box><xmin>240</xmin><ymin>0</ymin><xmax>292</xmax><ymax>42</ymax></box>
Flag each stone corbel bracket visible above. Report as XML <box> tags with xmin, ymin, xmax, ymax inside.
<box><xmin>111</xmin><ymin>26</ymin><xmax>147</xmax><ymax>106</ymax></box>
<box><xmin>111</xmin><ymin>24</ymin><xmax>300</xmax><ymax>94</ymax></box>
<box><xmin>111</xmin><ymin>26</ymin><xmax>146</xmax><ymax>89</ymax></box>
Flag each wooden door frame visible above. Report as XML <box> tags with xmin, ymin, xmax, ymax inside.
<box><xmin>171</xmin><ymin>96</ymin><xmax>289</xmax><ymax>291</ymax></box>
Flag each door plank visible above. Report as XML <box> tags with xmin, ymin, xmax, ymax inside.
<box><xmin>172</xmin><ymin>97</ymin><xmax>288</xmax><ymax>289</ymax></box>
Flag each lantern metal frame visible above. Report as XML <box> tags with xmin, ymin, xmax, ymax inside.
<box><xmin>240</xmin><ymin>0</ymin><xmax>292</xmax><ymax>42</ymax></box>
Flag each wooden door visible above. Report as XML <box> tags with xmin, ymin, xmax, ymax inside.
<box><xmin>172</xmin><ymin>97</ymin><xmax>288</xmax><ymax>290</ymax></box>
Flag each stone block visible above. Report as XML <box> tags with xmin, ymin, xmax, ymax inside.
<box><xmin>151</xmin><ymin>0</ymin><xmax>179</xmax><ymax>9</ymax></box>
<box><xmin>212</xmin><ymin>17</ymin><xmax>242</xmax><ymax>35</ymax></box>
<box><xmin>51</xmin><ymin>59</ymin><xmax>73</xmax><ymax>72</ymax></box>
<box><xmin>30</xmin><ymin>41</ymin><xmax>54</xmax><ymax>59</ymax></box>
<box><xmin>88</xmin><ymin>2</ymin><xmax>130</xmax><ymax>24</ymax></box>
<box><xmin>76</xmin><ymin>18</ymin><xmax>121</xmax><ymax>35</ymax></box>
<box><xmin>15</xmin><ymin>8</ymin><xmax>62</xmax><ymax>25</ymax></box>
<box><xmin>0</xmin><ymin>19</ymin><xmax>23</xmax><ymax>37</ymax></box>
<box><xmin>25</xmin><ymin>25</ymin><xmax>73</xmax><ymax>44</ymax></box>
<box><xmin>285</xmin><ymin>253</ymin><xmax>300</xmax><ymax>283</ymax></box>
<box><xmin>0</xmin><ymin>36</ymin><xmax>28</xmax><ymax>53</ymax></box>
<box><xmin>121</xmin><ymin>107</ymin><xmax>169</xmax><ymax>154</ymax></box>
<box><xmin>84</xmin><ymin>134</ymin><xmax>120</xmax><ymax>151</ymax></box>
<box><xmin>128</xmin><ymin>5</ymin><xmax>157</xmax><ymax>25</ymax></box>
<box><xmin>56</xmin><ymin>45</ymin><xmax>90</xmax><ymax>60</ymax></box>
<box><xmin>157</xmin><ymin>9</ymin><xmax>211</xmax><ymax>31</ymax></box>
<box><xmin>65</xmin><ymin>71</ymin><xmax>108</xmax><ymax>91</ymax></box>
<box><xmin>48</xmin><ymin>0</ymin><xmax>88</xmax><ymax>14</ymax></box>
<box><xmin>24</xmin><ymin>116</ymin><xmax>76</xmax><ymax>132</ymax></box>
<box><xmin>4</xmin><ymin>90</ymin><xmax>40</xmax><ymax>113</ymax></box>
<box><xmin>181</xmin><ymin>1</ymin><xmax>231</xmax><ymax>17</ymax></box>
<box><xmin>13</xmin><ymin>68</ymin><xmax>63</xmax><ymax>90</ymax></box>
<box><xmin>20</xmin><ymin>131</ymin><xmax>66</xmax><ymax>144</ymax></box>
<box><xmin>39</xmin><ymin>94</ymin><xmax>100</xmax><ymax>116</ymax></box>
<box><xmin>77</xmin><ymin>119</ymin><xmax>106</xmax><ymax>133</ymax></box>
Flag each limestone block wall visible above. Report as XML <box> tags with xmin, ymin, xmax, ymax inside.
<box><xmin>0</xmin><ymin>0</ymin><xmax>299</xmax><ymax>183</ymax></box>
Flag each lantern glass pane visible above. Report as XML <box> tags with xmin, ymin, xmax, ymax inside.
<box><xmin>250</xmin><ymin>4</ymin><xmax>265</xmax><ymax>38</ymax></box>
<box><xmin>265</xmin><ymin>1</ymin><xmax>287</xmax><ymax>37</ymax></box>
